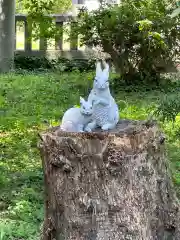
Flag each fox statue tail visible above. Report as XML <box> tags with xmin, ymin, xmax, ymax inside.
<box><xmin>60</xmin><ymin>121</ymin><xmax>77</xmax><ymax>132</ymax></box>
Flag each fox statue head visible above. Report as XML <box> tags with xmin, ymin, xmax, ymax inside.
<box><xmin>93</xmin><ymin>61</ymin><xmax>110</xmax><ymax>90</ymax></box>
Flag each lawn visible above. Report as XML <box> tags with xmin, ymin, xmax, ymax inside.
<box><xmin>0</xmin><ymin>71</ymin><xmax>180</xmax><ymax>239</ymax></box>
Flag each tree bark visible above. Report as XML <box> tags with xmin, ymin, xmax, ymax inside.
<box><xmin>0</xmin><ymin>0</ymin><xmax>15</xmax><ymax>72</ymax></box>
<box><xmin>39</xmin><ymin>120</ymin><xmax>180</xmax><ymax>240</ymax></box>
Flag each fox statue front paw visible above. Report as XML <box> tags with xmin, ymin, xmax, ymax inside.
<box><xmin>101</xmin><ymin>123</ymin><xmax>116</xmax><ymax>131</ymax></box>
<box><xmin>94</xmin><ymin>99</ymin><xmax>101</xmax><ymax>105</ymax></box>
<box><xmin>84</xmin><ymin>126</ymin><xmax>92</xmax><ymax>132</ymax></box>
<box><xmin>85</xmin><ymin>121</ymin><xmax>97</xmax><ymax>131</ymax></box>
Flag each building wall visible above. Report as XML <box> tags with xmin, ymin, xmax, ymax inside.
<box><xmin>72</xmin><ymin>0</ymin><xmax>120</xmax><ymax>12</ymax></box>
<box><xmin>84</xmin><ymin>0</ymin><xmax>100</xmax><ymax>11</ymax></box>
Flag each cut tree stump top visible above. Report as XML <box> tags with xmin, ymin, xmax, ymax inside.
<box><xmin>43</xmin><ymin>119</ymin><xmax>158</xmax><ymax>138</ymax></box>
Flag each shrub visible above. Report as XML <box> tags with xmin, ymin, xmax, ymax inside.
<box><xmin>73</xmin><ymin>0</ymin><xmax>180</xmax><ymax>84</ymax></box>
<box><xmin>14</xmin><ymin>55</ymin><xmax>53</xmax><ymax>70</ymax></box>
<box><xmin>14</xmin><ymin>54</ymin><xmax>96</xmax><ymax>72</ymax></box>
<box><xmin>154</xmin><ymin>92</ymin><xmax>180</xmax><ymax>122</ymax></box>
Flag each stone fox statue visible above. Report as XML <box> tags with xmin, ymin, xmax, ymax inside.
<box><xmin>60</xmin><ymin>97</ymin><xmax>93</xmax><ymax>132</ymax></box>
<box><xmin>85</xmin><ymin>61</ymin><xmax>119</xmax><ymax>132</ymax></box>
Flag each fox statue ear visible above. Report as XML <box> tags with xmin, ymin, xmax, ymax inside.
<box><xmin>96</xmin><ymin>61</ymin><xmax>102</xmax><ymax>77</ymax></box>
<box><xmin>102</xmin><ymin>61</ymin><xmax>109</xmax><ymax>72</ymax></box>
<box><xmin>92</xmin><ymin>99</ymin><xmax>95</xmax><ymax>105</ymax></box>
<box><xmin>80</xmin><ymin>96</ymin><xmax>85</xmax><ymax>104</ymax></box>
<box><xmin>102</xmin><ymin>61</ymin><xmax>110</xmax><ymax>79</ymax></box>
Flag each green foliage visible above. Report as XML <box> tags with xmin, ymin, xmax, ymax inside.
<box><xmin>154</xmin><ymin>91</ymin><xmax>180</xmax><ymax>122</ymax></box>
<box><xmin>14</xmin><ymin>55</ymin><xmax>96</xmax><ymax>72</ymax></box>
<box><xmin>109</xmin><ymin>74</ymin><xmax>175</xmax><ymax>93</ymax></box>
<box><xmin>16</xmin><ymin>0</ymin><xmax>71</xmax><ymax>14</ymax></box>
<box><xmin>14</xmin><ymin>55</ymin><xmax>52</xmax><ymax>70</ymax></box>
<box><xmin>16</xmin><ymin>0</ymin><xmax>72</xmax><ymax>40</ymax></box>
<box><xmin>72</xmin><ymin>0</ymin><xmax>180</xmax><ymax>84</ymax></box>
<box><xmin>1</xmin><ymin>72</ymin><xmax>180</xmax><ymax>239</ymax></box>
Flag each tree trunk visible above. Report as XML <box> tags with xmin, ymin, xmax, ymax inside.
<box><xmin>39</xmin><ymin>120</ymin><xmax>180</xmax><ymax>240</ymax></box>
<box><xmin>0</xmin><ymin>0</ymin><xmax>15</xmax><ymax>72</ymax></box>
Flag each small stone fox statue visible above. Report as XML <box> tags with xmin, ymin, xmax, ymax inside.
<box><xmin>60</xmin><ymin>97</ymin><xmax>93</xmax><ymax>132</ymax></box>
<box><xmin>85</xmin><ymin>60</ymin><xmax>119</xmax><ymax>132</ymax></box>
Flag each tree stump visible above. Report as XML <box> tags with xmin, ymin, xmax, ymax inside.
<box><xmin>38</xmin><ymin>120</ymin><xmax>180</xmax><ymax>240</ymax></box>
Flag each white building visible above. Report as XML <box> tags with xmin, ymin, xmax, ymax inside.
<box><xmin>72</xmin><ymin>0</ymin><xmax>120</xmax><ymax>12</ymax></box>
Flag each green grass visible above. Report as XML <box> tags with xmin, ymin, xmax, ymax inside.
<box><xmin>0</xmin><ymin>72</ymin><xmax>180</xmax><ymax>239</ymax></box>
